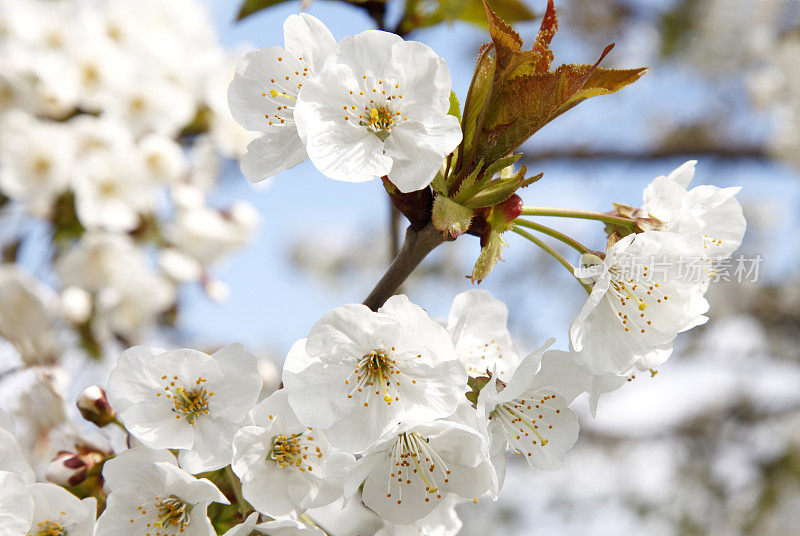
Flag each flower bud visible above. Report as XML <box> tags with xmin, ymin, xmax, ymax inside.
<box><xmin>76</xmin><ymin>386</ymin><xmax>116</xmax><ymax>427</ymax></box>
<box><xmin>486</xmin><ymin>194</ymin><xmax>523</xmax><ymax>233</ymax></box>
<box><xmin>46</xmin><ymin>451</ymin><xmax>88</xmax><ymax>487</ymax></box>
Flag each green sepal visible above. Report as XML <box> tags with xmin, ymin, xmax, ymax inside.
<box><xmin>471</xmin><ymin>230</ymin><xmax>507</xmax><ymax>283</ymax></box>
<box><xmin>432</xmin><ymin>195</ymin><xmax>475</xmax><ymax>238</ymax></box>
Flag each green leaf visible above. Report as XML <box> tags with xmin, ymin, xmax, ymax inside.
<box><xmin>461</xmin><ymin>166</ymin><xmax>526</xmax><ymax>208</ymax></box>
<box><xmin>472</xmin><ymin>1</ymin><xmax>647</xmax><ymax>164</ymax></box>
<box><xmin>236</xmin><ymin>0</ymin><xmax>292</xmax><ymax>21</ymax></box>
<box><xmin>431</xmin><ymin>195</ymin><xmax>475</xmax><ymax>238</ymax></box>
<box><xmin>448</xmin><ymin>91</ymin><xmax>461</xmax><ymax>121</ymax></box>
<box><xmin>460</xmin><ymin>46</ymin><xmax>495</xmax><ymax>166</ymax></box>
<box><xmin>482</xmin><ymin>152</ymin><xmax>522</xmax><ymax>180</ymax></box>
<box><xmin>450</xmin><ymin>159</ymin><xmax>483</xmax><ymax>196</ymax></box>
<box><xmin>478</xmin><ymin>54</ymin><xmax>647</xmax><ymax>163</ymax></box>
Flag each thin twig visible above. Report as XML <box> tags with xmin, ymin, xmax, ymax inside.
<box><xmin>520</xmin><ymin>206</ymin><xmax>636</xmax><ymax>228</ymax></box>
<box><xmin>389</xmin><ymin>202</ymin><xmax>401</xmax><ymax>259</ymax></box>
<box><xmin>513</xmin><ymin>219</ymin><xmax>592</xmax><ymax>254</ymax></box>
<box><xmin>521</xmin><ymin>145</ymin><xmax>769</xmax><ymax>163</ymax></box>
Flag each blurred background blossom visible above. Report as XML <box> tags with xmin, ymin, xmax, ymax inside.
<box><xmin>0</xmin><ymin>0</ymin><xmax>798</xmax><ymax>535</ymax></box>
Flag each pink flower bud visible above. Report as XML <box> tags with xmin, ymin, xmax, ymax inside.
<box><xmin>46</xmin><ymin>451</ymin><xmax>88</xmax><ymax>487</ymax></box>
<box><xmin>76</xmin><ymin>386</ymin><xmax>116</xmax><ymax>427</ymax></box>
<box><xmin>486</xmin><ymin>194</ymin><xmax>523</xmax><ymax>234</ymax></box>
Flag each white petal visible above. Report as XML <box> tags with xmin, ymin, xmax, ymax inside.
<box><xmin>447</xmin><ymin>289</ymin><xmax>519</xmax><ymax>380</ymax></box>
<box><xmin>102</xmin><ymin>447</ymin><xmax>176</xmax><ymax>495</ymax></box>
<box><xmin>642</xmin><ymin>176</ymin><xmax>687</xmax><ymax>222</ymax></box>
<box><xmin>208</xmin><ymin>343</ymin><xmax>262</xmax><ymax>422</ymax></box>
<box><xmin>0</xmin><ymin>479</ymin><xmax>33</xmax><ymax>536</ymax></box>
<box><xmin>178</xmin><ymin>418</ymin><xmax>240</xmax><ymax>473</ymax></box>
<box><xmin>384</xmin><ymin>117</ymin><xmax>461</xmax><ymax>193</ymax></box>
<box><xmin>228</xmin><ymin>47</ymin><xmax>304</xmax><ymax>132</ymax></box>
<box><xmin>0</xmin><ymin>428</ymin><xmax>35</xmax><ymax>485</ymax></box>
<box><xmin>240</xmin><ymin>130</ymin><xmax>307</xmax><ymax>182</ymax></box>
<box><xmin>283</xmin><ymin>14</ymin><xmax>337</xmax><ymax>74</ymax></box>
<box><xmin>666</xmin><ymin>159</ymin><xmax>696</xmax><ymax>188</ymax></box>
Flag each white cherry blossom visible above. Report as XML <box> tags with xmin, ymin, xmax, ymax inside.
<box><xmin>283</xmin><ymin>295</ymin><xmax>467</xmax><ymax>453</ymax></box>
<box><xmin>101</xmin><ymin>74</ymin><xmax>194</xmax><ymax>137</ymax></box>
<box><xmin>106</xmin><ymin>344</ymin><xmax>262</xmax><ymax>473</ymax></box>
<box><xmin>71</xmin><ymin>151</ymin><xmax>156</xmax><ymax>232</ymax></box>
<box><xmin>57</xmin><ymin>233</ymin><xmax>176</xmax><ymax>337</ymax></box>
<box><xmin>0</xmin><ymin>469</ymin><xmax>96</xmax><ymax>536</ymax></box>
<box><xmin>569</xmin><ymin>231</ymin><xmax>710</xmax><ymax>376</ymax></box>
<box><xmin>477</xmin><ymin>343</ymin><xmax>586</xmax><ymax>493</ymax></box>
<box><xmin>343</xmin><ymin>420</ymin><xmax>491</xmax><ymax>524</ymax></box>
<box><xmin>294</xmin><ymin>30</ymin><xmax>462</xmax><ymax>193</ymax></box>
<box><xmin>0</xmin><ymin>111</ymin><xmax>73</xmax><ymax>216</ymax></box>
<box><xmin>167</xmin><ymin>202</ymin><xmax>260</xmax><ymax>267</ymax></box>
<box><xmin>446</xmin><ymin>289</ymin><xmax>519</xmax><ymax>381</ymax></box>
<box><xmin>232</xmin><ymin>389</ymin><xmax>353</xmax><ymax>518</ymax></box>
<box><xmin>0</xmin><ymin>266</ymin><xmax>59</xmax><ymax>366</ymax></box>
<box><xmin>137</xmin><ymin>134</ymin><xmax>189</xmax><ymax>185</ymax></box>
<box><xmin>641</xmin><ymin>160</ymin><xmax>746</xmax><ymax>260</ymax></box>
<box><xmin>22</xmin><ymin>483</ymin><xmax>96</xmax><ymax>536</ymax></box>
<box><xmin>96</xmin><ymin>447</ymin><xmax>228</xmax><ymax>536</ymax></box>
<box><xmin>228</xmin><ymin>14</ymin><xmax>337</xmax><ymax>181</ymax></box>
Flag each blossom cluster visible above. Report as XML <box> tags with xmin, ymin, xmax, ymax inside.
<box><xmin>0</xmin><ymin>0</ymin><xmax>260</xmax><ymax>361</ymax></box>
<box><xmin>0</xmin><ymin>0</ymin><xmax>268</xmax><ymax>516</ymax></box>
<box><xmin>0</xmin><ymin>5</ymin><xmax>749</xmax><ymax>536</ymax></box>
<box><xmin>0</xmin><ymin>0</ymin><xmax>262</xmax><ymax>461</ymax></box>
<box><xmin>228</xmin><ymin>14</ymin><xmax>462</xmax><ymax>194</ymax></box>
<box><xmin>0</xmin><ymin>165</ymin><xmax>745</xmax><ymax>535</ymax></box>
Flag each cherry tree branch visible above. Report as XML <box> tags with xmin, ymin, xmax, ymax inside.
<box><xmin>522</xmin><ymin>145</ymin><xmax>769</xmax><ymax>164</ymax></box>
<box><xmin>363</xmin><ymin>223</ymin><xmax>448</xmax><ymax>311</ymax></box>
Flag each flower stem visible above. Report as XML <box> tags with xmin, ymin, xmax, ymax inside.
<box><xmin>224</xmin><ymin>466</ymin><xmax>251</xmax><ymax>519</ymax></box>
<box><xmin>513</xmin><ymin>219</ymin><xmax>591</xmax><ymax>254</ymax></box>
<box><xmin>521</xmin><ymin>206</ymin><xmax>636</xmax><ymax>228</ymax></box>
<box><xmin>511</xmin><ymin>227</ymin><xmax>592</xmax><ymax>294</ymax></box>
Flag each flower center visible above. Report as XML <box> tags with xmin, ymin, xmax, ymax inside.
<box><xmin>607</xmin><ymin>264</ymin><xmax>669</xmax><ymax>335</ymax></box>
<box><xmin>387</xmin><ymin>432</ymin><xmax>449</xmax><ymax>504</ymax></box>
<box><xmin>30</xmin><ymin>521</ymin><xmax>66</xmax><ymax>536</ymax></box>
<box><xmin>158</xmin><ymin>375</ymin><xmax>213</xmax><ymax>425</ymax></box>
<box><xmin>267</xmin><ymin>430</ymin><xmax>322</xmax><ymax>471</ymax></box>
<box><xmin>129</xmin><ymin>96</ymin><xmax>147</xmax><ymax>115</ymax></box>
<box><xmin>154</xmin><ymin>496</ymin><xmax>192</xmax><ymax>530</ymax></box>
<box><xmin>98</xmin><ymin>180</ymin><xmax>117</xmax><ymax>197</ymax></box>
<box><xmin>361</xmin><ymin>106</ymin><xmax>395</xmax><ymax>141</ymax></box>
<box><xmin>491</xmin><ymin>393</ymin><xmax>561</xmax><ymax>454</ymax></box>
<box><xmin>342</xmin><ymin>77</ymin><xmax>407</xmax><ymax>141</ymax></box>
<box><xmin>32</xmin><ymin>157</ymin><xmax>52</xmax><ymax>176</ymax></box>
<box><xmin>345</xmin><ymin>349</ymin><xmax>400</xmax><ymax>406</ymax></box>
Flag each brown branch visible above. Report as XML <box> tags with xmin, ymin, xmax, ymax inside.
<box><xmin>522</xmin><ymin>145</ymin><xmax>770</xmax><ymax>164</ymax></box>
<box><xmin>363</xmin><ymin>223</ymin><xmax>448</xmax><ymax>311</ymax></box>
<box><xmin>389</xmin><ymin>202</ymin><xmax>401</xmax><ymax>259</ymax></box>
